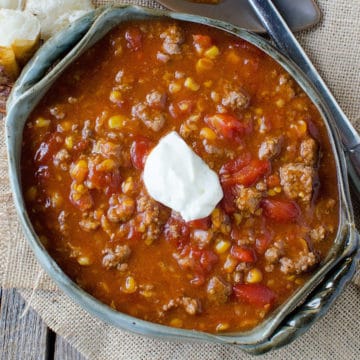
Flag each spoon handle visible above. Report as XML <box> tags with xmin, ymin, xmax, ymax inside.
<box><xmin>248</xmin><ymin>0</ymin><xmax>360</xmax><ymax>191</ymax></box>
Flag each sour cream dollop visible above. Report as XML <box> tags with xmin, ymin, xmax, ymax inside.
<box><xmin>143</xmin><ymin>131</ymin><xmax>223</xmax><ymax>221</ymax></box>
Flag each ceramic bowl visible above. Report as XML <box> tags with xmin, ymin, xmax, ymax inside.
<box><xmin>5</xmin><ymin>5</ymin><xmax>359</xmax><ymax>354</ymax></box>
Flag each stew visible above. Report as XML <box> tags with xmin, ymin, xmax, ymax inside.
<box><xmin>21</xmin><ymin>20</ymin><xmax>339</xmax><ymax>333</ymax></box>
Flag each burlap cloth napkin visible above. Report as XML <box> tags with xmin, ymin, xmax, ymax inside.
<box><xmin>0</xmin><ymin>0</ymin><xmax>359</xmax><ymax>358</ymax></box>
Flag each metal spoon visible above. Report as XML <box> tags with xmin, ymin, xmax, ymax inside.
<box><xmin>157</xmin><ymin>0</ymin><xmax>321</xmax><ymax>33</ymax></box>
<box><xmin>248</xmin><ymin>0</ymin><xmax>360</xmax><ymax>194</ymax></box>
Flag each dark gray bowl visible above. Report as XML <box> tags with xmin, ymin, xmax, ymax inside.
<box><xmin>5</xmin><ymin>5</ymin><xmax>360</xmax><ymax>354</ymax></box>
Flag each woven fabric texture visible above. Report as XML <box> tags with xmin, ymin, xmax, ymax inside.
<box><xmin>0</xmin><ymin>0</ymin><xmax>359</xmax><ymax>359</ymax></box>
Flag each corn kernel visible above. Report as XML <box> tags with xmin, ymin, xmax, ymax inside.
<box><xmin>297</xmin><ymin>120</ymin><xmax>307</xmax><ymax>135</ymax></box>
<box><xmin>140</xmin><ymin>290</ymin><xmax>154</xmax><ymax>298</ymax></box>
<box><xmin>96</xmin><ymin>159</ymin><xmax>116</xmax><ymax>172</ymax></box>
<box><xmin>77</xmin><ymin>256</ymin><xmax>92</xmax><ymax>266</ymax></box>
<box><xmin>267</xmin><ymin>189</ymin><xmax>276</xmax><ymax>196</ymax></box>
<box><xmin>196</xmin><ymin>58</ymin><xmax>214</xmax><ymax>73</ymax></box>
<box><xmin>60</xmin><ymin>121</ymin><xmax>71</xmax><ymax>132</ymax></box>
<box><xmin>179</xmin><ymin>102</ymin><xmax>190</xmax><ymax>112</ymax></box>
<box><xmin>170</xmin><ymin>318</ymin><xmax>183</xmax><ymax>328</ymax></box>
<box><xmin>34</xmin><ymin>117</ymin><xmax>50</xmax><ymax>128</ymax></box>
<box><xmin>144</xmin><ymin>237</ymin><xmax>154</xmax><ymax>246</ymax></box>
<box><xmin>203</xmin><ymin>80</ymin><xmax>213</xmax><ymax>88</ymax></box>
<box><xmin>109</xmin><ymin>90</ymin><xmax>122</xmax><ymax>103</ymax></box>
<box><xmin>204</xmin><ymin>45</ymin><xmax>220</xmax><ymax>59</ymax></box>
<box><xmin>77</xmin><ymin>183</ymin><xmax>87</xmax><ymax>192</ymax></box>
<box><xmin>226</xmin><ymin>50</ymin><xmax>240</xmax><ymax>64</ymax></box>
<box><xmin>211</xmin><ymin>208</ymin><xmax>221</xmax><ymax>228</ymax></box>
<box><xmin>246</xmin><ymin>268</ymin><xmax>263</xmax><ymax>283</ymax></box>
<box><xmin>223</xmin><ymin>255</ymin><xmax>238</xmax><ymax>273</ymax></box>
<box><xmin>65</xmin><ymin>136</ymin><xmax>73</xmax><ymax>149</ymax></box>
<box><xmin>295</xmin><ymin>278</ymin><xmax>304</xmax><ymax>285</ymax></box>
<box><xmin>299</xmin><ymin>238</ymin><xmax>309</xmax><ymax>251</ymax></box>
<box><xmin>276</xmin><ymin>98</ymin><xmax>285</xmax><ymax>108</ymax></box>
<box><xmin>25</xmin><ymin>186</ymin><xmax>37</xmax><ymax>201</ymax></box>
<box><xmin>220</xmin><ymin>223</ymin><xmax>231</xmax><ymax>235</ymax></box>
<box><xmin>70</xmin><ymin>160</ymin><xmax>88</xmax><ymax>182</ymax></box>
<box><xmin>274</xmin><ymin>186</ymin><xmax>282</xmax><ymax>193</ymax></box>
<box><xmin>122</xmin><ymin>177</ymin><xmax>134</xmax><ymax>194</ymax></box>
<box><xmin>255</xmin><ymin>108</ymin><xmax>263</xmax><ymax>116</ymax></box>
<box><xmin>169</xmin><ymin>81</ymin><xmax>182</xmax><ymax>94</ymax></box>
<box><xmin>114</xmin><ymin>44</ymin><xmax>123</xmax><ymax>57</ymax></box>
<box><xmin>233</xmin><ymin>213</ymin><xmax>243</xmax><ymax>226</ymax></box>
<box><xmin>122</xmin><ymin>276</ymin><xmax>137</xmax><ymax>294</ymax></box>
<box><xmin>184</xmin><ymin>77</ymin><xmax>200</xmax><ymax>91</ymax></box>
<box><xmin>210</xmin><ymin>91</ymin><xmax>220</xmax><ymax>102</ymax></box>
<box><xmin>216</xmin><ymin>322</ymin><xmax>230</xmax><ymax>332</ymax></box>
<box><xmin>108</xmin><ymin>115</ymin><xmax>126</xmax><ymax>129</ymax></box>
<box><xmin>200</xmin><ymin>127</ymin><xmax>217</xmax><ymax>140</ymax></box>
<box><xmin>215</xmin><ymin>239</ymin><xmax>231</xmax><ymax>254</ymax></box>
<box><xmin>51</xmin><ymin>192</ymin><xmax>63</xmax><ymax>207</ymax></box>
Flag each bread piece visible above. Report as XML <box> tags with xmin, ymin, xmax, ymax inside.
<box><xmin>0</xmin><ymin>47</ymin><xmax>18</xmax><ymax>80</ymax></box>
<box><xmin>0</xmin><ymin>65</ymin><xmax>13</xmax><ymax>112</ymax></box>
<box><xmin>26</xmin><ymin>0</ymin><xmax>94</xmax><ymax>40</ymax></box>
<box><xmin>0</xmin><ymin>9</ymin><xmax>40</xmax><ymax>80</ymax></box>
<box><xmin>0</xmin><ymin>0</ymin><xmax>24</xmax><ymax>10</ymax></box>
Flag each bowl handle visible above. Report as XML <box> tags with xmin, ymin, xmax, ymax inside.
<box><xmin>242</xmin><ymin>247</ymin><xmax>360</xmax><ymax>354</ymax></box>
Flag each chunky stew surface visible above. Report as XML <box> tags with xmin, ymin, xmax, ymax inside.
<box><xmin>21</xmin><ymin>20</ymin><xmax>339</xmax><ymax>333</ymax></box>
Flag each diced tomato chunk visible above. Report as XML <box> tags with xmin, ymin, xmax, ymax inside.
<box><xmin>307</xmin><ymin>118</ymin><xmax>320</xmax><ymax>141</ymax></box>
<box><xmin>130</xmin><ymin>138</ymin><xmax>152</xmax><ymax>170</ymax></box>
<box><xmin>193</xmin><ymin>34</ymin><xmax>212</xmax><ymax>52</ymax></box>
<box><xmin>233</xmin><ymin>284</ymin><xmax>276</xmax><ymax>307</ymax></box>
<box><xmin>103</xmin><ymin>169</ymin><xmax>122</xmax><ymax>196</ymax></box>
<box><xmin>74</xmin><ymin>139</ymin><xmax>90</xmax><ymax>154</ymax></box>
<box><xmin>200</xmin><ymin>250</ymin><xmax>218</xmax><ymax>272</ymax></box>
<box><xmin>230</xmin><ymin>245</ymin><xmax>257</xmax><ymax>263</ymax></box>
<box><xmin>219</xmin><ymin>154</ymin><xmax>251</xmax><ymax>175</ymax></box>
<box><xmin>220</xmin><ymin>159</ymin><xmax>271</xmax><ymax>187</ymax></box>
<box><xmin>261</xmin><ymin>198</ymin><xmax>300</xmax><ymax>222</ymax></box>
<box><xmin>187</xmin><ymin>216</ymin><xmax>211</xmax><ymax>230</ymax></box>
<box><xmin>164</xmin><ymin>216</ymin><xmax>190</xmax><ymax>249</ymax></box>
<box><xmin>35</xmin><ymin>165</ymin><xmax>50</xmax><ymax>184</ymax></box>
<box><xmin>204</xmin><ymin>113</ymin><xmax>250</xmax><ymax>142</ymax></box>
<box><xmin>34</xmin><ymin>133</ymin><xmax>63</xmax><ymax>164</ymax></box>
<box><xmin>255</xmin><ymin>233</ymin><xmax>272</xmax><ymax>254</ymax></box>
<box><xmin>266</xmin><ymin>173</ymin><xmax>280</xmax><ymax>188</ymax></box>
<box><xmin>190</xmin><ymin>273</ymin><xmax>205</xmax><ymax>286</ymax></box>
<box><xmin>125</xmin><ymin>27</ymin><xmax>142</xmax><ymax>51</ymax></box>
<box><xmin>221</xmin><ymin>184</ymin><xmax>237</xmax><ymax>214</ymax></box>
<box><xmin>86</xmin><ymin>162</ymin><xmax>122</xmax><ymax>196</ymax></box>
<box><xmin>174</xmin><ymin>245</ymin><xmax>217</xmax><ymax>286</ymax></box>
<box><xmin>69</xmin><ymin>184</ymin><xmax>93</xmax><ymax>212</ymax></box>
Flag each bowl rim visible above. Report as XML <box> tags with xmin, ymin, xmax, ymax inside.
<box><xmin>5</xmin><ymin>4</ymin><xmax>359</xmax><ymax>351</ymax></box>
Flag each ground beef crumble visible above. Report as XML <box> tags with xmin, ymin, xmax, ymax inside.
<box><xmin>207</xmin><ymin>276</ymin><xmax>232</xmax><ymax>304</ymax></box>
<box><xmin>102</xmin><ymin>245</ymin><xmax>131</xmax><ymax>271</ymax></box>
<box><xmin>279</xmin><ymin>163</ymin><xmax>315</xmax><ymax>204</ymax></box>
<box><xmin>160</xmin><ymin>25</ymin><xmax>184</xmax><ymax>55</ymax></box>
<box><xmin>162</xmin><ymin>296</ymin><xmax>202</xmax><ymax>315</ymax></box>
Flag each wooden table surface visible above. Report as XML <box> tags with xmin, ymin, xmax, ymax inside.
<box><xmin>0</xmin><ymin>288</ymin><xmax>86</xmax><ymax>360</ymax></box>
